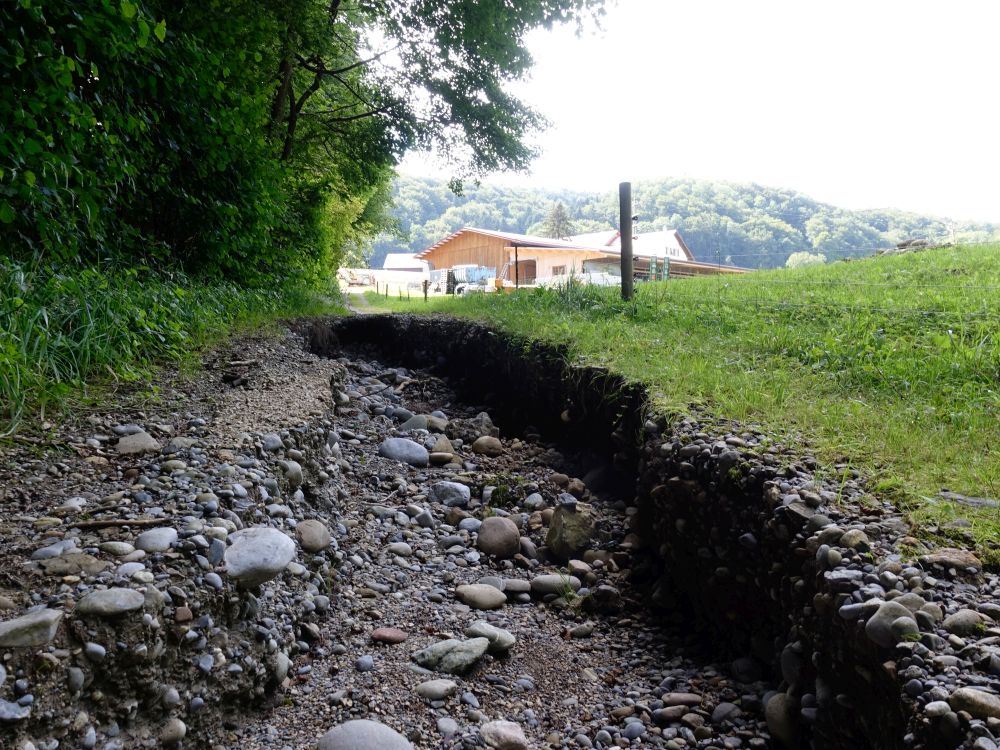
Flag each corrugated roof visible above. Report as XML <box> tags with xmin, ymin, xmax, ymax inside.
<box><xmin>415</xmin><ymin>227</ymin><xmax>599</xmax><ymax>259</ymax></box>
<box><xmin>382</xmin><ymin>253</ymin><xmax>426</xmax><ymax>270</ymax></box>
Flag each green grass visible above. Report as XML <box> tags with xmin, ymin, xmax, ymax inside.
<box><xmin>1</xmin><ymin>258</ymin><xmax>345</xmax><ymax>434</ymax></box>
<box><xmin>365</xmin><ymin>244</ymin><xmax>1000</xmax><ymax>560</ymax></box>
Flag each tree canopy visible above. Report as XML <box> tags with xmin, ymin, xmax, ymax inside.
<box><xmin>0</xmin><ymin>0</ymin><xmax>602</xmax><ymax>282</ymax></box>
<box><xmin>368</xmin><ymin>175</ymin><xmax>1000</xmax><ymax>269</ymax></box>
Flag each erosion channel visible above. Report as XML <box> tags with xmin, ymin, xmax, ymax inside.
<box><xmin>2</xmin><ymin>314</ymin><xmax>998</xmax><ymax>750</ymax></box>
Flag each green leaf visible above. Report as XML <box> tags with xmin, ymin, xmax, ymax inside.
<box><xmin>120</xmin><ymin>1</ymin><xmax>137</xmax><ymax>19</ymax></box>
<box><xmin>154</xmin><ymin>19</ymin><xmax>166</xmax><ymax>43</ymax></box>
<box><xmin>0</xmin><ymin>203</ymin><xmax>14</xmax><ymax>224</ymax></box>
<box><xmin>24</xmin><ymin>171</ymin><xmax>36</xmax><ymax>187</ymax></box>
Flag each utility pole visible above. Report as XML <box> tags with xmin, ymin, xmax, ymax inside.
<box><xmin>620</xmin><ymin>182</ymin><xmax>633</xmax><ymax>301</ymax></box>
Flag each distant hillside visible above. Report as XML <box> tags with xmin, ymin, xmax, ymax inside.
<box><xmin>366</xmin><ymin>176</ymin><xmax>999</xmax><ymax>269</ymax></box>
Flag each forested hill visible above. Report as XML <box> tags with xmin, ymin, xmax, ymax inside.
<box><xmin>368</xmin><ymin>175</ymin><xmax>1000</xmax><ymax>269</ymax></box>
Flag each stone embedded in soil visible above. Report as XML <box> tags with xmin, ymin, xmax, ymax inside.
<box><xmin>135</xmin><ymin>527</ymin><xmax>178</xmax><ymax>553</ymax></box>
<box><xmin>864</xmin><ymin>600</ymin><xmax>917</xmax><ymax>648</ymax></box>
<box><xmin>295</xmin><ymin>519</ymin><xmax>331</xmax><ymax>552</ymax></box>
<box><xmin>317</xmin><ymin>719</ymin><xmax>413</xmax><ymax>750</ymax></box>
<box><xmin>920</xmin><ymin>547</ymin><xmax>982</xmax><ymax>573</ymax></box>
<box><xmin>476</xmin><ymin>516</ymin><xmax>520</xmax><ymax>559</ymax></box>
<box><xmin>0</xmin><ymin>698</ymin><xmax>31</xmax><ymax>722</ymax></box>
<box><xmin>379</xmin><ymin>437</ymin><xmax>429</xmax><ymax>466</ymax></box>
<box><xmin>76</xmin><ymin>588</ymin><xmax>145</xmax><ymax>618</ymax></box>
<box><xmin>943</xmin><ymin>608</ymin><xmax>989</xmax><ymax>636</ymax></box>
<box><xmin>456</xmin><ymin>583</ymin><xmax>507</xmax><ymax>610</ymax></box>
<box><xmin>411</xmin><ymin>637</ymin><xmax>490</xmax><ymax>675</ymax></box>
<box><xmin>0</xmin><ymin>609</ymin><xmax>63</xmax><ymax>648</ymax></box>
<box><xmin>114</xmin><ymin>431</ymin><xmax>161</xmax><ymax>455</ymax></box>
<box><xmin>481</xmin><ymin>720</ymin><xmax>529</xmax><ymax>750</ymax></box>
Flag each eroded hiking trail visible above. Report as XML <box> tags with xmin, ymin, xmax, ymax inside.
<box><xmin>5</xmin><ymin>316</ymin><xmax>1000</xmax><ymax>750</ymax></box>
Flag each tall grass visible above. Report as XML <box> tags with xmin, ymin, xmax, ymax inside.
<box><xmin>0</xmin><ymin>258</ymin><xmax>340</xmax><ymax>433</ymax></box>
<box><xmin>368</xmin><ymin>244</ymin><xmax>1000</xmax><ymax>558</ymax></box>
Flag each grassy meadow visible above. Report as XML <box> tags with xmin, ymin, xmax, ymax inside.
<box><xmin>364</xmin><ymin>244</ymin><xmax>1000</xmax><ymax>560</ymax></box>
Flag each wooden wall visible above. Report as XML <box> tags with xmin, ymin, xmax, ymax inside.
<box><xmin>423</xmin><ymin>233</ymin><xmax>508</xmax><ymax>273</ymax></box>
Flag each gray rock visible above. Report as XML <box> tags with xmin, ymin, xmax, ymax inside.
<box><xmin>399</xmin><ymin>415</ymin><xmax>429</xmax><ymax>432</ymax></box>
<box><xmin>317</xmin><ymin>719</ymin><xmax>413</xmax><ymax>750</ymax></box>
<box><xmin>943</xmin><ymin>608</ymin><xmax>988</xmax><ymax>636</ymax></box>
<box><xmin>224</xmin><ymin>527</ymin><xmax>296</xmax><ymax>586</ymax></box>
<box><xmin>530</xmin><ymin>574</ymin><xmax>582</xmax><ymax>597</ymax></box>
<box><xmin>159</xmin><ymin>717</ymin><xmax>186</xmax><ymax>745</ymax></box>
<box><xmin>465</xmin><ymin>620</ymin><xmax>516</xmax><ymax>654</ymax></box>
<box><xmin>865</xmin><ymin>600</ymin><xmax>916</xmax><ymax>648</ymax></box>
<box><xmin>115</xmin><ymin>431</ymin><xmax>161</xmax><ymax>455</ymax></box>
<box><xmin>0</xmin><ymin>698</ymin><xmax>30</xmax><ymax>722</ymax></box>
<box><xmin>379</xmin><ymin>438</ymin><xmax>429</xmax><ymax>467</ymax></box>
<box><xmin>262</xmin><ymin>433</ymin><xmax>284</xmax><ymax>452</ymax></box>
<box><xmin>412</xmin><ymin>637</ymin><xmax>490</xmax><ymax>675</ymax></box>
<box><xmin>949</xmin><ymin>687</ymin><xmax>1000</xmax><ymax>719</ymax></box>
<box><xmin>416</xmin><ymin>679</ymin><xmax>458</xmax><ymax>700</ymax></box>
<box><xmin>387</xmin><ymin>542</ymin><xmax>413</xmax><ymax>557</ymax></box>
<box><xmin>429</xmin><ymin>481</ymin><xmax>471</xmax><ymax>508</ymax></box>
<box><xmin>0</xmin><ymin>608</ymin><xmax>63</xmax><ymax>647</ymax></box>
<box><xmin>545</xmin><ymin>503</ymin><xmax>595</xmax><ymax>560</ymax></box>
<box><xmin>472</xmin><ymin>436</ymin><xmax>503</xmax><ymax>456</ymax></box>
<box><xmin>279</xmin><ymin>460</ymin><xmax>304</xmax><ymax>488</ymax></box>
<box><xmin>295</xmin><ymin>519</ymin><xmax>331</xmax><ymax>552</ymax></box>
<box><xmin>477</xmin><ymin>516</ymin><xmax>520</xmax><ymax>559</ymax></box>
<box><xmin>481</xmin><ymin>720</ymin><xmax>528</xmax><ymax>750</ymax></box>
<box><xmin>76</xmin><ymin>588</ymin><xmax>145</xmax><ymax>618</ymax></box>
<box><xmin>765</xmin><ymin>692</ymin><xmax>797</xmax><ymax>748</ymax></box>
<box><xmin>456</xmin><ymin>584</ymin><xmax>507</xmax><ymax>610</ymax></box>
<box><xmin>135</xmin><ymin>527</ymin><xmax>178</xmax><ymax>553</ymax></box>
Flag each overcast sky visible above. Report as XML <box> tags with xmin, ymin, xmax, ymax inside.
<box><xmin>403</xmin><ymin>0</ymin><xmax>1000</xmax><ymax>223</ymax></box>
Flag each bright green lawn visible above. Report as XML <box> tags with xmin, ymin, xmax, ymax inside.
<box><xmin>363</xmin><ymin>244</ymin><xmax>1000</xmax><ymax>559</ymax></box>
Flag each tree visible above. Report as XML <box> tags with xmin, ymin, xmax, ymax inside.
<box><xmin>785</xmin><ymin>251</ymin><xmax>827</xmax><ymax>269</ymax></box>
<box><xmin>540</xmin><ymin>202</ymin><xmax>575</xmax><ymax>238</ymax></box>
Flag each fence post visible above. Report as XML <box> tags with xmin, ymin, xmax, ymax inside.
<box><xmin>620</xmin><ymin>182</ymin><xmax>633</xmax><ymax>300</ymax></box>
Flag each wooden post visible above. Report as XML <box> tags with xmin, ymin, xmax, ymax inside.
<box><xmin>422</xmin><ymin>279</ymin><xmax>429</xmax><ymax>302</ymax></box>
<box><xmin>514</xmin><ymin>245</ymin><xmax>520</xmax><ymax>289</ymax></box>
<box><xmin>620</xmin><ymin>182</ymin><xmax>633</xmax><ymax>300</ymax></box>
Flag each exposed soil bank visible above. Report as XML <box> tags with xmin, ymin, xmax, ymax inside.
<box><xmin>324</xmin><ymin>314</ymin><xmax>999</xmax><ymax>750</ymax></box>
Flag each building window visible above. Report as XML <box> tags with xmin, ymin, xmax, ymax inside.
<box><xmin>552</xmin><ymin>265</ymin><xmax>566</xmax><ymax>276</ymax></box>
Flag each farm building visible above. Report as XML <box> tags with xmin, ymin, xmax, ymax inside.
<box><xmin>415</xmin><ymin>227</ymin><xmax>747</xmax><ymax>285</ymax></box>
<box><xmin>381</xmin><ymin>253</ymin><xmax>428</xmax><ymax>272</ymax></box>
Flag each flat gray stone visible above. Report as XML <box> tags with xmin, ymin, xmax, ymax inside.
<box><xmin>865</xmin><ymin>600</ymin><xmax>916</xmax><ymax>647</ymax></box>
<box><xmin>412</xmin><ymin>637</ymin><xmax>490</xmax><ymax>675</ymax></box>
<box><xmin>295</xmin><ymin>519</ymin><xmax>331</xmax><ymax>552</ymax></box>
<box><xmin>465</xmin><ymin>620</ymin><xmax>516</xmax><ymax>654</ymax></box>
<box><xmin>481</xmin><ymin>720</ymin><xmax>528</xmax><ymax>750</ymax></box>
<box><xmin>415</xmin><ymin>678</ymin><xmax>458</xmax><ymax>700</ymax></box>
<box><xmin>379</xmin><ymin>438</ymin><xmax>429</xmax><ymax>467</ymax></box>
<box><xmin>950</xmin><ymin>687</ymin><xmax>1000</xmax><ymax>719</ymax></box>
<box><xmin>0</xmin><ymin>609</ymin><xmax>63</xmax><ymax>647</ymax></box>
<box><xmin>0</xmin><ymin>698</ymin><xmax>30</xmax><ymax>722</ymax></box>
<box><xmin>224</xmin><ymin>527</ymin><xmax>296</xmax><ymax>586</ymax></box>
<box><xmin>115</xmin><ymin>431</ymin><xmax>161</xmax><ymax>455</ymax></box>
<box><xmin>429</xmin><ymin>481</ymin><xmax>471</xmax><ymax>508</ymax></box>
<box><xmin>135</xmin><ymin>527</ymin><xmax>177</xmax><ymax>553</ymax></box>
<box><xmin>318</xmin><ymin>719</ymin><xmax>413</xmax><ymax>750</ymax></box>
<box><xmin>530</xmin><ymin>574</ymin><xmax>582</xmax><ymax>596</ymax></box>
<box><xmin>76</xmin><ymin>588</ymin><xmax>144</xmax><ymax>617</ymax></box>
<box><xmin>456</xmin><ymin>584</ymin><xmax>507</xmax><ymax>610</ymax></box>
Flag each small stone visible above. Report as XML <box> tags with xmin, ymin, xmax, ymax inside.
<box><xmin>76</xmin><ymin>588</ymin><xmax>144</xmax><ymax>618</ymax></box>
<box><xmin>135</xmin><ymin>527</ymin><xmax>178</xmax><ymax>553</ymax></box>
<box><xmin>379</xmin><ymin>438</ymin><xmax>429</xmax><ymax>467</ymax></box>
<box><xmin>411</xmin><ymin>637</ymin><xmax>490</xmax><ymax>675</ymax></box>
<box><xmin>530</xmin><ymin>574</ymin><xmax>582</xmax><ymax>596</ymax></box>
<box><xmin>545</xmin><ymin>503</ymin><xmax>595</xmax><ymax>560</ymax></box>
<box><xmin>949</xmin><ymin>687</ymin><xmax>1000</xmax><ymax>719</ymax></box>
<box><xmin>355</xmin><ymin>655</ymin><xmax>375</xmax><ymax>672</ymax></box>
<box><xmin>456</xmin><ymin>584</ymin><xmax>507</xmax><ymax>610</ymax></box>
<box><xmin>943</xmin><ymin>608</ymin><xmax>988</xmax><ymax>636</ymax></box>
<box><xmin>416</xmin><ymin>679</ymin><xmax>458</xmax><ymax>701</ymax></box>
<box><xmin>224</xmin><ymin>527</ymin><xmax>296</xmax><ymax>586</ymax></box>
<box><xmin>295</xmin><ymin>520</ymin><xmax>331</xmax><ymax>552</ymax></box>
<box><xmin>0</xmin><ymin>609</ymin><xmax>63</xmax><ymax>648</ymax></box>
<box><xmin>477</xmin><ymin>516</ymin><xmax>521</xmax><ymax>559</ymax></box>
<box><xmin>865</xmin><ymin>600</ymin><xmax>915</xmax><ymax>648</ymax></box>
<box><xmin>429</xmin><ymin>481</ymin><xmax>471</xmax><ymax>508</ymax></box>
<box><xmin>472</xmin><ymin>436</ymin><xmax>503</xmax><ymax>457</ymax></box>
<box><xmin>317</xmin><ymin>719</ymin><xmax>413</xmax><ymax>750</ymax></box>
<box><xmin>371</xmin><ymin>627</ymin><xmax>408</xmax><ymax>644</ymax></box>
<box><xmin>115</xmin><ymin>432</ymin><xmax>161</xmax><ymax>455</ymax></box>
<box><xmin>159</xmin><ymin>717</ymin><xmax>186</xmax><ymax>745</ymax></box>
<box><xmin>465</xmin><ymin>620</ymin><xmax>516</xmax><ymax>654</ymax></box>
<box><xmin>481</xmin><ymin>720</ymin><xmax>528</xmax><ymax>750</ymax></box>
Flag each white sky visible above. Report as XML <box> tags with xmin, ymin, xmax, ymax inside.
<box><xmin>402</xmin><ymin>0</ymin><xmax>1000</xmax><ymax>223</ymax></box>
